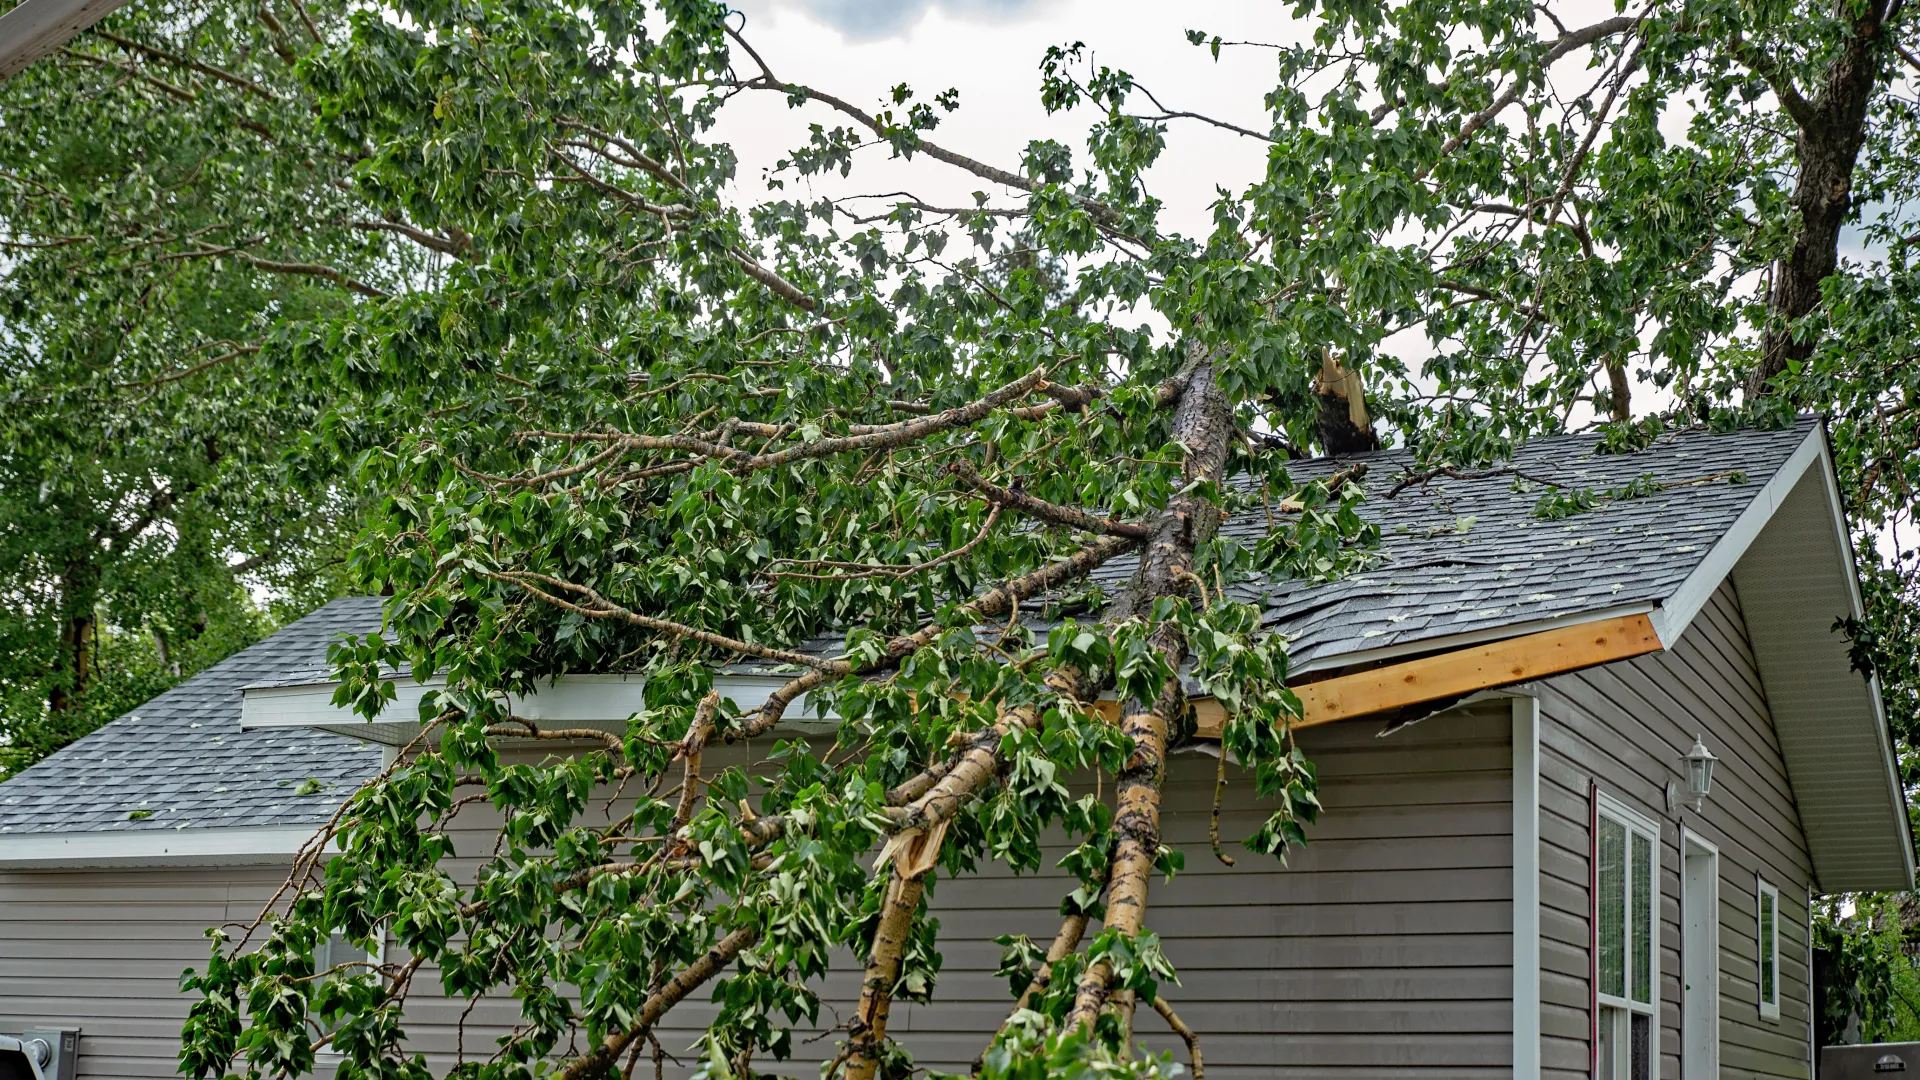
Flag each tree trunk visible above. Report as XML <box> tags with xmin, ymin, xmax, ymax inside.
<box><xmin>1066</xmin><ymin>358</ymin><xmax>1234</xmax><ymax>1032</ymax></box>
<box><xmin>1313</xmin><ymin>351</ymin><xmax>1379</xmax><ymax>455</ymax></box>
<box><xmin>1747</xmin><ymin>0</ymin><xmax>1893</xmax><ymax>398</ymax></box>
<box><xmin>47</xmin><ymin>559</ymin><xmax>100</xmax><ymax>714</ymax></box>
<box><xmin>1606</xmin><ymin>359</ymin><xmax>1631</xmax><ymax>421</ymax></box>
<box><xmin>844</xmin><ymin>872</ymin><xmax>929</xmax><ymax>1080</ymax></box>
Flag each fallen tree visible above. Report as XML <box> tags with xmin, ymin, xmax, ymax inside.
<box><xmin>56</xmin><ymin>0</ymin><xmax>1899</xmax><ymax>1074</ymax></box>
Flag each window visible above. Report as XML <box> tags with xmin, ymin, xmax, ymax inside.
<box><xmin>313</xmin><ymin>929</ymin><xmax>386</xmax><ymax>1055</ymax></box>
<box><xmin>1596</xmin><ymin>796</ymin><xmax>1660</xmax><ymax>1080</ymax></box>
<box><xmin>1758</xmin><ymin>879</ymin><xmax>1781</xmax><ymax>1020</ymax></box>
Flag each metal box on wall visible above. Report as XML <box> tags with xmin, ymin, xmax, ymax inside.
<box><xmin>1824</xmin><ymin>1042</ymin><xmax>1920</xmax><ymax>1078</ymax></box>
<box><xmin>0</xmin><ymin>1029</ymin><xmax>78</xmax><ymax>1080</ymax></box>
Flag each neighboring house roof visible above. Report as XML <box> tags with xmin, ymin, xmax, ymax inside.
<box><xmin>0</xmin><ymin>597</ymin><xmax>385</xmax><ymax>865</ymax></box>
<box><xmin>0</xmin><ymin>419</ymin><xmax>1905</xmax><ymax>887</ymax></box>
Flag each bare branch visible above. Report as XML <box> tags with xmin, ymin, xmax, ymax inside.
<box><xmin>93</xmin><ymin>30</ymin><xmax>277</xmax><ymax>101</ymax></box>
<box><xmin>490</xmin><ymin>570</ymin><xmax>849</xmax><ymax>672</ymax></box>
<box><xmin>948</xmin><ymin>461</ymin><xmax>1150</xmax><ymax>539</ymax></box>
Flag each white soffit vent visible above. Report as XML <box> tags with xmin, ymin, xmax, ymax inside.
<box><xmin>0</xmin><ymin>824</ymin><xmax>324</xmax><ymax>868</ymax></box>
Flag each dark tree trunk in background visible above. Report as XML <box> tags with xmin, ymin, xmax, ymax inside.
<box><xmin>1607</xmin><ymin>359</ymin><xmax>1632</xmax><ymax>420</ymax></box>
<box><xmin>47</xmin><ymin>559</ymin><xmax>99</xmax><ymax>713</ymax></box>
<box><xmin>1747</xmin><ymin>0</ymin><xmax>1896</xmax><ymax>399</ymax></box>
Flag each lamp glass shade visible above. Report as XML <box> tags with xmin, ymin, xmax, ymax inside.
<box><xmin>1684</xmin><ymin>734</ymin><xmax>1718</xmax><ymax>803</ymax></box>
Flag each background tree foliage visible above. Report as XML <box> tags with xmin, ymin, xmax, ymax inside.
<box><xmin>1</xmin><ymin>0</ymin><xmax>1918</xmax><ymax>1072</ymax></box>
<box><xmin>0</xmin><ymin>0</ymin><xmax>391</xmax><ymax>775</ymax></box>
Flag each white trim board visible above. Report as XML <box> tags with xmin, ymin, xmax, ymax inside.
<box><xmin>1647</xmin><ymin>425</ymin><xmax>1821</xmax><ymax>649</ymax></box>
<box><xmin>1511</xmin><ymin>694</ymin><xmax>1541</xmax><ymax>1077</ymax></box>
<box><xmin>0</xmin><ymin>0</ymin><xmax>134</xmax><ymax>79</ymax></box>
<box><xmin>241</xmin><ymin>673</ymin><xmax>836</xmax><ymax>746</ymax></box>
<box><xmin>0</xmin><ymin>824</ymin><xmax>323</xmax><ymax>868</ymax></box>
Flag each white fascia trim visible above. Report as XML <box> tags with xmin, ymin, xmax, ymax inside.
<box><xmin>242</xmin><ymin>673</ymin><xmax>837</xmax><ymax>740</ymax></box>
<box><xmin>1648</xmin><ymin>426</ymin><xmax>1822</xmax><ymax>649</ymax></box>
<box><xmin>0</xmin><ymin>824</ymin><xmax>324</xmax><ymax>869</ymax></box>
<box><xmin>1289</xmin><ymin>603</ymin><xmax>1656</xmax><ymax>678</ymax></box>
<box><xmin>0</xmin><ymin>0</ymin><xmax>135</xmax><ymax>79</ymax></box>
<box><xmin>1511</xmin><ymin>693</ymin><xmax>1541</xmax><ymax>1077</ymax></box>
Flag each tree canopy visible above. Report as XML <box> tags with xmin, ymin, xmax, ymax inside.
<box><xmin>3</xmin><ymin>0</ymin><xmax>1919</xmax><ymax>1073</ymax></box>
<box><xmin>0</xmin><ymin>0</ymin><xmax>382</xmax><ymax>774</ymax></box>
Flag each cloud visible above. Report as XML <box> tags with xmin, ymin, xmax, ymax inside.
<box><xmin>734</xmin><ymin>0</ymin><xmax>1061</xmax><ymax>41</ymax></box>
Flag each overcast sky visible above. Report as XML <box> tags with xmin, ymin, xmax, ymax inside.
<box><xmin>715</xmin><ymin>0</ymin><xmax>1308</xmax><ymax>239</ymax></box>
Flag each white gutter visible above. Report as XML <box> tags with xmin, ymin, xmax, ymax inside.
<box><xmin>0</xmin><ymin>0</ymin><xmax>134</xmax><ymax>80</ymax></box>
<box><xmin>0</xmin><ymin>824</ymin><xmax>323</xmax><ymax>868</ymax></box>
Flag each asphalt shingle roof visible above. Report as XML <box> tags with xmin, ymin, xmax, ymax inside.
<box><xmin>1188</xmin><ymin>416</ymin><xmax>1817</xmax><ymax>670</ymax></box>
<box><xmin>0</xmin><ymin>419</ymin><xmax>1821</xmax><ymax>835</ymax></box>
<box><xmin>0</xmin><ymin>597</ymin><xmax>386</xmax><ymax>836</ymax></box>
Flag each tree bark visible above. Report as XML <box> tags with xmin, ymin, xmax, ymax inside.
<box><xmin>1066</xmin><ymin>359</ymin><xmax>1234</xmax><ymax>1032</ymax></box>
<box><xmin>1747</xmin><ymin>0</ymin><xmax>1895</xmax><ymax>398</ymax></box>
<box><xmin>47</xmin><ymin>558</ymin><xmax>100</xmax><ymax>713</ymax></box>
<box><xmin>844</xmin><ymin>871</ymin><xmax>929</xmax><ymax>1080</ymax></box>
<box><xmin>1606</xmin><ymin>359</ymin><xmax>1632</xmax><ymax>421</ymax></box>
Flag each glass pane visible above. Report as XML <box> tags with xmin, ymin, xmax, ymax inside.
<box><xmin>319</xmin><ymin>931</ymin><xmax>371</xmax><ymax>973</ymax></box>
<box><xmin>1599</xmin><ymin>817</ymin><xmax>1627</xmax><ymax>999</ymax></box>
<box><xmin>1599</xmin><ymin>1006</ymin><xmax>1622</xmax><ymax>1080</ymax></box>
<box><xmin>1630</xmin><ymin>1012</ymin><xmax>1652</xmax><ymax>1080</ymax></box>
<box><xmin>1760</xmin><ymin>889</ymin><xmax>1776</xmax><ymax>1004</ymax></box>
<box><xmin>1632</xmin><ymin>830</ymin><xmax>1653</xmax><ymax>1005</ymax></box>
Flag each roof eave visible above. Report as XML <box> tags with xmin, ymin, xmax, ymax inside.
<box><xmin>0</xmin><ymin>824</ymin><xmax>325</xmax><ymax>869</ymax></box>
<box><xmin>1723</xmin><ymin>424</ymin><xmax>1914</xmax><ymax>892</ymax></box>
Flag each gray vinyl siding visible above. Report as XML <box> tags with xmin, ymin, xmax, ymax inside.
<box><xmin>0</xmin><ymin>702</ymin><xmax>1513</xmax><ymax>1079</ymax></box>
<box><xmin>1536</xmin><ymin>577</ymin><xmax>1815</xmax><ymax>1079</ymax></box>
<box><xmin>0</xmin><ymin>867</ymin><xmax>286</xmax><ymax>1078</ymax></box>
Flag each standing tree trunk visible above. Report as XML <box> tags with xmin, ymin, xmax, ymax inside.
<box><xmin>46</xmin><ymin>558</ymin><xmax>100</xmax><ymax>714</ymax></box>
<box><xmin>1746</xmin><ymin>0</ymin><xmax>1896</xmax><ymax>398</ymax></box>
<box><xmin>1606</xmin><ymin>358</ymin><xmax>1632</xmax><ymax>421</ymax></box>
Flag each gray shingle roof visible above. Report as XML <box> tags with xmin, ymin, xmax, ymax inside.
<box><xmin>0</xmin><ymin>597</ymin><xmax>386</xmax><ymax>836</ymax></box>
<box><xmin>0</xmin><ymin>420</ymin><xmax>1822</xmax><ymax>835</ymax></box>
<box><xmin>1190</xmin><ymin>417</ymin><xmax>1817</xmax><ymax>670</ymax></box>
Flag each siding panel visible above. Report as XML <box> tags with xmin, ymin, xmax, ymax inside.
<box><xmin>1535</xmin><ymin>579</ymin><xmax>1815</xmax><ymax>1079</ymax></box>
<box><xmin>0</xmin><ymin>704</ymin><xmax>1513</xmax><ymax>1078</ymax></box>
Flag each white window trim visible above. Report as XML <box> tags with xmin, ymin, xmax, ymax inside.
<box><xmin>1596</xmin><ymin>791</ymin><xmax>1662</xmax><ymax>1077</ymax></box>
<box><xmin>313</xmin><ymin>928</ymin><xmax>390</xmax><ymax>1068</ymax></box>
<box><xmin>1758</xmin><ymin>878</ymin><xmax>1782</xmax><ymax>1021</ymax></box>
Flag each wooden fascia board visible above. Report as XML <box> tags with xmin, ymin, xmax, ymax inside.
<box><xmin>1190</xmin><ymin>613</ymin><xmax>1662</xmax><ymax>738</ymax></box>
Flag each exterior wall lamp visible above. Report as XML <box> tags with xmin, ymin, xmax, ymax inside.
<box><xmin>1667</xmin><ymin>733</ymin><xmax>1720</xmax><ymax>813</ymax></box>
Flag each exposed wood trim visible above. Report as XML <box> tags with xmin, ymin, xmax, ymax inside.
<box><xmin>1288</xmin><ymin>602</ymin><xmax>1654</xmax><ymax>678</ymax></box>
<box><xmin>1191</xmin><ymin>613</ymin><xmax>1661</xmax><ymax>738</ymax></box>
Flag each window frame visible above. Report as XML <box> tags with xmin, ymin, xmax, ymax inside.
<box><xmin>1595</xmin><ymin>792</ymin><xmax>1662</xmax><ymax>1079</ymax></box>
<box><xmin>1757</xmin><ymin>878</ymin><xmax>1781</xmax><ymax>1021</ymax></box>
<box><xmin>313</xmin><ymin>927</ymin><xmax>390</xmax><ymax>1064</ymax></box>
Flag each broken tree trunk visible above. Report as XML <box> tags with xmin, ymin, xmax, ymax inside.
<box><xmin>1065</xmin><ymin>357</ymin><xmax>1234</xmax><ymax>1032</ymax></box>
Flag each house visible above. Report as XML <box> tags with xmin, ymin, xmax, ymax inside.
<box><xmin>0</xmin><ymin>416</ymin><xmax>1908</xmax><ymax>1079</ymax></box>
